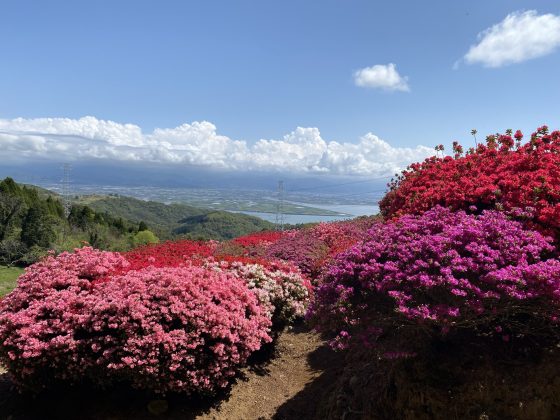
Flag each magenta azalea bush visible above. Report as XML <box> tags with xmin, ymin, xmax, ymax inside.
<box><xmin>0</xmin><ymin>248</ymin><xmax>271</xmax><ymax>394</ymax></box>
<box><xmin>308</xmin><ymin>206</ymin><xmax>560</xmax><ymax>349</ymax></box>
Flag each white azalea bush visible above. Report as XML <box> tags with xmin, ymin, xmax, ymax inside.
<box><xmin>205</xmin><ymin>259</ymin><xmax>312</xmax><ymax>328</ymax></box>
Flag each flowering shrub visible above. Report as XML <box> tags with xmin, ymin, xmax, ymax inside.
<box><xmin>266</xmin><ymin>219</ymin><xmax>375</xmax><ymax>278</ymax></box>
<box><xmin>0</xmin><ymin>247</ymin><xmax>129</xmax><ymax>389</ymax></box>
<box><xmin>229</xmin><ymin>231</ymin><xmax>286</xmax><ymax>257</ymax></box>
<box><xmin>81</xmin><ymin>266</ymin><xmax>271</xmax><ymax>395</ymax></box>
<box><xmin>205</xmin><ymin>260</ymin><xmax>311</xmax><ymax>327</ymax></box>
<box><xmin>380</xmin><ymin>126</ymin><xmax>560</xmax><ymax>241</ymax></box>
<box><xmin>266</xmin><ymin>231</ymin><xmax>329</xmax><ymax>277</ymax></box>
<box><xmin>0</xmin><ymin>249</ymin><xmax>271</xmax><ymax>394</ymax></box>
<box><xmin>308</xmin><ymin>207</ymin><xmax>560</xmax><ymax>349</ymax></box>
<box><xmin>122</xmin><ymin>240</ymin><xmax>215</xmax><ymax>271</ymax></box>
<box><xmin>310</xmin><ymin>218</ymin><xmax>375</xmax><ymax>256</ymax></box>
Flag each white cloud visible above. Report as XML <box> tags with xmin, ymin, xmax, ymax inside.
<box><xmin>353</xmin><ymin>63</ymin><xmax>410</xmax><ymax>91</ymax></box>
<box><xmin>0</xmin><ymin>116</ymin><xmax>433</xmax><ymax>177</ymax></box>
<box><xmin>464</xmin><ymin>10</ymin><xmax>560</xmax><ymax>67</ymax></box>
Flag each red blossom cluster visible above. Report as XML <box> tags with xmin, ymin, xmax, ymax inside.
<box><xmin>214</xmin><ymin>230</ymin><xmax>288</xmax><ymax>258</ymax></box>
<box><xmin>121</xmin><ymin>239</ymin><xmax>216</xmax><ymax>271</ymax></box>
<box><xmin>380</xmin><ymin>126</ymin><xmax>560</xmax><ymax>241</ymax></box>
<box><xmin>232</xmin><ymin>231</ymin><xmax>285</xmax><ymax>249</ymax></box>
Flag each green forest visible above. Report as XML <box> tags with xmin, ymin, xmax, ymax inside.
<box><xmin>0</xmin><ymin>177</ymin><xmax>152</xmax><ymax>266</ymax></box>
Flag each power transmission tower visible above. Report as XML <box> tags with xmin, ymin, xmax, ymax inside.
<box><xmin>61</xmin><ymin>163</ymin><xmax>72</xmax><ymax>218</ymax></box>
<box><xmin>275</xmin><ymin>180</ymin><xmax>285</xmax><ymax>231</ymax></box>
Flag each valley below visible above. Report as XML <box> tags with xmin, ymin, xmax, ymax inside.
<box><xmin>36</xmin><ymin>182</ymin><xmax>380</xmax><ymax>224</ymax></box>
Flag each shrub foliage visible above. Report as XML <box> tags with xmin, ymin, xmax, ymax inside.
<box><xmin>309</xmin><ymin>207</ymin><xmax>560</xmax><ymax>349</ymax></box>
<box><xmin>380</xmin><ymin>127</ymin><xmax>560</xmax><ymax>241</ymax></box>
<box><xmin>0</xmin><ymin>247</ymin><xmax>273</xmax><ymax>394</ymax></box>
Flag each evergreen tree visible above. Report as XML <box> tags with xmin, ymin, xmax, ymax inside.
<box><xmin>21</xmin><ymin>206</ymin><xmax>56</xmax><ymax>248</ymax></box>
<box><xmin>0</xmin><ymin>193</ymin><xmax>23</xmax><ymax>241</ymax></box>
<box><xmin>0</xmin><ymin>178</ymin><xmax>20</xmax><ymax>195</ymax></box>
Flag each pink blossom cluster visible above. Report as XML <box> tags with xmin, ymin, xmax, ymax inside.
<box><xmin>0</xmin><ymin>247</ymin><xmax>129</xmax><ymax>389</ymax></box>
<box><xmin>205</xmin><ymin>259</ymin><xmax>311</xmax><ymax>327</ymax></box>
<box><xmin>266</xmin><ymin>218</ymin><xmax>376</xmax><ymax>278</ymax></box>
<box><xmin>82</xmin><ymin>266</ymin><xmax>271</xmax><ymax>394</ymax></box>
<box><xmin>308</xmin><ymin>207</ymin><xmax>560</xmax><ymax>348</ymax></box>
<box><xmin>0</xmin><ymin>248</ymin><xmax>271</xmax><ymax>394</ymax></box>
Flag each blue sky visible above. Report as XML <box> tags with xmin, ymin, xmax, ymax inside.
<box><xmin>1</xmin><ymin>0</ymin><xmax>560</xmax><ymax>178</ymax></box>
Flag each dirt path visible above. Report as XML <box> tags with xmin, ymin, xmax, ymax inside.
<box><xmin>197</xmin><ymin>328</ymin><xmax>327</xmax><ymax>420</ymax></box>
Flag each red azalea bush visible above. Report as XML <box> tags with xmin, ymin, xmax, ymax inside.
<box><xmin>122</xmin><ymin>240</ymin><xmax>216</xmax><ymax>271</ymax></box>
<box><xmin>0</xmin><ymin>248</ymin><xmax>271</xmax><ymax>394</ymax></box>
<box><xmin>380</xmin><ymin>126</ymin><xmax>560</xmax><ymax>240</ymax></box>
<box><xmin>308</xmin><ymin>207</ymin><xmax>560</xmax><ymax>351</ymax></box>
<box><xmin>211</xmin><ymin>254</ymin><xmax>301</xmax><ymax>273</ymax></box>
<box><xmin>232</xmin><ymin>231</ymin><xmax>285</xmax><ymax>248</ymax></box>
<box><xmin>229</xmin><ymin>231</ymin><xmax>286</xmax><ymax>256</ymax></box>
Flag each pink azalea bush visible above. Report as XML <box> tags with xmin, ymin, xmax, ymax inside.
<box><xmin>0</xmin><ymin>248</ymin><xmax>271</xmax><ymax>394</ymax></box>
<box><xmin>266</xmin><ymin>232</ymin><xmax>329</xmax><ymax>277</ymax></box>
<box><xmin>80</xmin><ymin>266</ymin><xmax>271</xmax><ymax>395</ymax></box>
<box><xmin>205</xmin><ymin>259</ymin><xmax>312</xmax><ymax>327</ymax></box>
<box><xmin>0</xmin><ymin>247</ymin><xmax>129</xmax><ymax>389</ymax></box>
<box><xmin>266</xmin><ymin>219</ymin><xmax>376</xmax><ymax>278</ymax></box>
<box><xmin>308</xmin><ymin>207</ymin><xmax>560</xmax><ymax>350</ymax></box>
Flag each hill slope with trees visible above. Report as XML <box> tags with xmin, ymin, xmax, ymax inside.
<box><xmin>0</xmin><ymin>178</ymin><xmax>276</xmax><ymax>266</ymax></box>
<box><xmin>0</xmin><ymin>177</ymin><xmax>149</xmax><ymax>265</ymax></box>
<box><xmin>79</xmin><ymin>194</ymin><xmax>275</xmax><ymax>240</ymax></box>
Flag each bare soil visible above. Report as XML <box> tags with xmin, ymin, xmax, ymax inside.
<box><xmin>198</xmin><ymin>325</ymin><xmax>337</xmax><ymax>420</ymax></box>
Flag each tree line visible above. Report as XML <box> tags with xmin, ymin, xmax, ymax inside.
<box><xmin>0</xmin><ymin>178</ymin><xmax>157</xmax><ymax>266</ymax></box>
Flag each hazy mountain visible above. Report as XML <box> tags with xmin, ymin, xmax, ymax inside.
<box><xmin>0</xmin><ymin>160</ymin><xmax>388</xmax><ymax>195</ymax></box>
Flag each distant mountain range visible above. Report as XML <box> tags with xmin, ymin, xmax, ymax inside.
<box><xmin>0</xmin><ymin>160</ymin><xmax>388</xmax><ymax>195</ymax></box>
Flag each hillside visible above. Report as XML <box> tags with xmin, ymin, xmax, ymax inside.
<box><xmin>79</xmin><ymin>195</ymin><xmax>205</xmax><ymax>234</ymax></box>
<box><xmin>174</xmin><ymin>211</ymin><xmax>274</xmax><ymax>240</ymax></box>
<box><xmin>79</xmin><ymin>195</ymin><xmax>275</xmax><ymax>240</ymax></box>
<box><xmin>0</xmin><ymin>178</ymin><xmax>150</xmax><ymax>265</ymax></box>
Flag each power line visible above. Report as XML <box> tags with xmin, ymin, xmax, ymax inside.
<box><xmin>274</xmin><ymin>180</ymin><xmax>285</xmax><ymax>231</ymax></box>
<box><xmin>61</xmin><ymin>163</ymin><xmax>72</xmax><ymax>218</ymax></box>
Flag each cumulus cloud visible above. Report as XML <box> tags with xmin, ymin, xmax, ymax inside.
<box><xmin>463</xmin><ymin>10</ymin><xmax>560</xmax><ymax>67</ymax></box>
<box><xmin>0</xmin><ymin>116</ymin><xmax>433</xmax><ymax>177</ymax></box>
<box><xmin>353</xmin><ymin>63</ymin><xmax>410</xmax><ymax>91</ymax></box>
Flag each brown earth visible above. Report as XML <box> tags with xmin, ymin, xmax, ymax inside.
<box><xmin>198</xmin><ymin>325</ymin><xmax>338</xmax><ymax>420</ymax></box>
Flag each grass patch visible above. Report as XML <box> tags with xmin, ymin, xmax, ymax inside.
<box><xmin>0</xmin><ymin>266</ymin><xmax>24</xmax><ymax>297</ymax></box>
